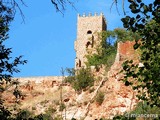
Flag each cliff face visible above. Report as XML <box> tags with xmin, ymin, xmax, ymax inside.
<box><xmin>3</xmin><ymin>41</ymin><xmax>139</xmax><ymax>119</ymax></box>
<box><xmin>86</xmin><ymin>41</ymin><xmax>139</xmax><ymax>119</ymax></box>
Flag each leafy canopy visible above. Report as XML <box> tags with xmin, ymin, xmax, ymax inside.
<box><xmin>122</xmin><ymin>0</ymin><xmax>160</xmax><ymax>107</ymax></box>
<box><xmin>0</xmin><ymin>1</ymin><xmax>27</xmax><ymax>119</ymax></box>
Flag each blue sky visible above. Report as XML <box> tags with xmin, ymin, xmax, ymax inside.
<box><xmin>7</xmin><ymin>0</ymin><xmax>130</xmax><ymax>77</ymax></box>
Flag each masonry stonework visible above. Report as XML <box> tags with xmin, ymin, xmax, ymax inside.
<box><xmin>74</xmin><ymin>13</ymin><xmax>107</xmax><ymax>69</ymax></box>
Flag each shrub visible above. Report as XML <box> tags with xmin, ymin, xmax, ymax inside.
<box><xmin>71</xmin><ymin>118</ymin><xmax>76</xmax><ymax>120</ymax></box>
<box><xmin>95</xmin><ymin>91</ymin><xmax>105</xmax><ymax>105</ymax></box>
<box><xmin>54</xmin><ymin>115</ymin><xmax>63</xmax><ymax>120</ymax></box>
<box><xmin>65</xmin><ymin>68</ymin><xmax>94</xmax><ymax>92</ymax></box>
<box><xmin>40</xmin><ymin>100</ymin><xmax>48</xmax><ymax>106</ymax></box>
<box><xmin>53</xmin><ymin>100</ymin><xmax>60</xmax><ymax>105</ymax></box>
<box><xmin>16</xmin><ymin>109</ymin><xmax>32</xmax><ymax>120</ymax></box>
<box><xmin>64</xmin><ymin>68</ymin><xmax>75</xmax><ymax>86</ymax></box>
<box><xmin>32</xmin><ymin>106</ymin><xmax>36</xmax><ymax>111</ymax></box>
<box><xmin>59</xmin><ymin>103</ymin><xmax>66</xmax><ymax>111</ymax></box>
<box><xmin>86</xmin><ymin>31</ymin><xmax>117</xmax><ymax>72</ymax></box>
<box><xmin>112</xmin><ymin>101</ymin><xmax>160</xmax><ymax>120</ymax></box>
<box><xmin>130</xmin><ymin>101</ymin><xmax>160</xmax><ymax>119</ymax></box>
<box><xmin>34</xmin><ymin>113</ymin><xmax>53</xmax><ymax>120</ymax></box>
<box><xmin>113</xmin><ymin>114</ymin><xmax>135</xmax><ymax>120</ymax></box>
<box><xmin>45</xmin><ymin>106</ymin><xmax>56</xmax><ymax>115</ymax></box>
<box><xmin>64</xmin><ymin>76</ymin><xmax>75</xmax><ymax>84</ymax></box>
<box><xmin>105</xmin><ymin>51</ymin><xmax>116</xmax><ymax>71</ymax></box>
<box><xmin>73</xmin><ymin>68</ymin><xmax>94</xmax><ymax>91</ymax></box>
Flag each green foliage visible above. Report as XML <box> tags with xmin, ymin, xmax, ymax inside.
<box><xmin>122</xmin><ymin>0</ymin><xmax>160</xmax><ymax>107</ymax></box>
<box><xmin>0</xmin><ymin>1</ymin><xmax>27</xmax><ymax>119</ymax></box>
<box><xmin>32</xmin><ymin>106</ymin><xmax>36</xmax><ymax>111</ymax></box>
<box><xmin>86</xmin><ymin>54</ymin><xmax>103</xmax><ymax>67</ymax></box>
<box><xmin>54</xmin><ymin>115</ymin><xmax>63</xmax><ymax>120</ymax></box>
<box><xmin>65</xmin><ymin>68</ymin><xmax>75</xmax><ymax>84</ymax></box>
<box><xmin>34</xmin><ymin>113</ymin><xmax>53</xmax><ymax>120</ymax></box>
<box><xmin>86</xmin><ymin>31</ymin><xmax>116</xmax><ymax>69</ymax></box>
<box><xmin>45</xmin><ymin>106</ymin><xmax>56</xmax><ymax>115</ymax></box>
<box><xmin>130</xmin><ymin>101</ymin><xmax>160</xmax><ymax>116</ymax></box>
<box><xmin>53</xmin><ymin>100</ymin><xmax>60</xmax><ymax>105</ymax></box>
<box><xmin>113</xmin><ymin>101</ymin><xmax>160</xmax><ymax>120</ymax></box>
<box><xmin>71</xmin><ymin>118</ymin><xmax>76</xmax><ymax>120</ymax></box>
<box><xmin>40</xmin><ymin>100</ymin><xmax>48</xmax><ymax>106</ymax></box>
<box><xmin>65</xmin><ymin>68</ymin><xmax>75</xmax><ymax>76</ymax></box>
<box><xmin>73</xmin><ymin>68</ymin><xmax>94</xmax><ymax>91</ymax></box>
<box><xmin>113</xmin><ymin>114</ymin><xmax>135</xmax><ymax>120</ymax></box>
<box><xmin>0</xmin><ymin>106</ymin><xmax>11</xmax><ymax>120</ymax></box>
<box><xmin>15</xmin><ymin>109</ymin><xmax>55</xmax><ymax>120</ymax></box>
<box><xmin>95</xmin><ymin>91</ymin><xmax>105</xmax><ymax>105</ymax></box>
<box><xmin>16</xmin><ymin>109</ymin><xmax>32</xmax><ymax>120</ymax></box>
<box><xmin>86</xmin><ymin>29</ymin><xmax>140</xmax><ymax>71</ymax></box>
<box><xmin>59</xmin><ymin>103</ymin><xmax>66</xmax><ymax>111</ymax></box>
<box><xmin>109</xmin><ymin>28</ymin><xmax>141</xmax><ymax>43</ymax></box>
<box><xmin>65</xmin><ymin>68</ymin><xmax>94</xmax><ymax>92</ymax></box>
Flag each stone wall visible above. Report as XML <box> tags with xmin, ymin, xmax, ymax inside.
<box><xmin>15</xmin><ymin>76</ymin><xmax>64</xmax><ymax>85</ymax></box>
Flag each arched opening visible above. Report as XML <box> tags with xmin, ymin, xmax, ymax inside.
<box><xmin>76</xmin><ymin>59</ymin><xmax>81</xmax><ymax>68</ymax></box>
<box><xmin>86</xmin><ymin>41</ymin><xmax>91</xmax><ymax>48</ymax></box>
<box><xmin>76</xmin><ymin>62</ymin><xmax>78</xmax><ymax>67</ymax></box>
<box><xmin>79</xmin><ymin>59</ymin><xmax>81</xmax><ymax>67</ymax></box>
<box><xmin>87</xmin><ymin>30</ymin><xmax>92</xmax><ymax>34</ymax></box>
<box><xmin>91</xmin><ymin>35</ymin><xmax>94</xmax><ymax>48</ymax></box>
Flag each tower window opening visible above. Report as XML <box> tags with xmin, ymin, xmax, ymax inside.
<box><xmin>86</xmin><ymin>41</ymin><xmax>91</xmax><ymax>48</ymax></box>
<box><xmin>79</xmin><ymin>59</ymin><xmax>81</xmax><ymax>67</ymax></box>
<box><xmin>92</xmin><ymin>35</ymin><xmax>94</xmax><ymax>48</ymax></box>
<box><xmin>87</xmin><ymin>30</ymin><xmax>92</xmax><ymax>34</ymax></box>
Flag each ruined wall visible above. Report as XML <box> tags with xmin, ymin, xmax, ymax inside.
<box><xmin>74</xmin><ymin>13</ymin><xmax>107</xmax><ymax>69</ymax></box>
<box><xmin>115</xmin><ymin>41</ymin><xmax>139</xmax><ymax>63</ymax></box>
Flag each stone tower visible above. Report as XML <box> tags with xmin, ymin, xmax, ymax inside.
<box><xmin>74</xmin><ymin>13</ymin><xmax>107</xmax><ymax>69</ymax></box>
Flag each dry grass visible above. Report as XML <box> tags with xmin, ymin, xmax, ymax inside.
<box><xmin>20</xmin><ymin>87</ymin><xmax>68</xmax><ymax>110</ymax></box>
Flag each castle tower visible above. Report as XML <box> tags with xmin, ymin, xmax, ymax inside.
<box><xmin>74</xmin><ymin>13</ymin><xmax>107</xmax><ymax>69</ymax></box>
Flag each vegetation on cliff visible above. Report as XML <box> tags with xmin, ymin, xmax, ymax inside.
<box><xmin>86</xmin><ymin>29</ymin><xmax>141</xmax><ymax>71</ymax></box>
<box><xmin>65</xmin><ymin>67</ymin><xmax>94</xmax><ymax>92</ymax></box>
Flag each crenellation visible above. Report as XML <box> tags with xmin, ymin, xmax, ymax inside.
<box><xmin>82</xmin><ymin>13</ymin><xmax>86</xmax><ymax>17</ymax></box>
<box><xmin>78</xmin><ymin>12</ymin><xmax>105</xmax><ymax>17</ymax></box>
<box><xmin>88</xmin><ymin>12</ymin><xmax>92</xmax><ymax>16</ymax></box>
<box><xmin>95</xmin><ymin>12</ymin><xmax>98</xmax><ymax>16</ymax></box>
<box><xmin>100</xmin><ymin>12</ymin><xmax>103</xmax><ymax>16</ymax></box>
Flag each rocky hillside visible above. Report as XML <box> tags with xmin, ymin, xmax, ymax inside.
<box><xmin>2</xmin><ymin>41</ymin><xmax>140</xmax><ymax>119</ymax></box>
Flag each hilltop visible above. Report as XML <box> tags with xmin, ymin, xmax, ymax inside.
<box><xmin>2</xmin><ymin>41</ymin><xmax>140</xmax><ymax>119</ymax></box>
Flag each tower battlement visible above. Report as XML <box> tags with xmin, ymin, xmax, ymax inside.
<box><xmin>77</xmin><ymin>12</ymin><xmax>104</xmax><ymax>17</ymax></box>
